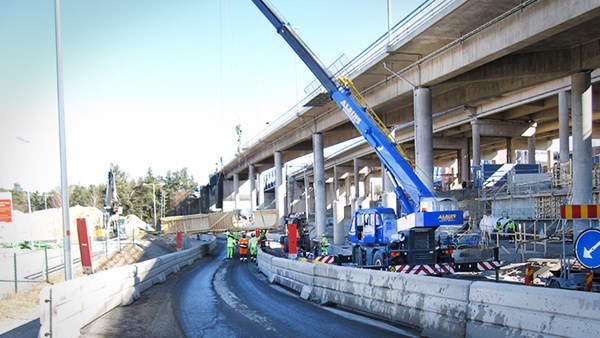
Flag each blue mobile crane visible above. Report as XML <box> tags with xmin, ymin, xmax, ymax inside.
<box><xmin>252</xmin><ymin>0</ymin><xmax>496</xmax><ymax>272</ymax></box>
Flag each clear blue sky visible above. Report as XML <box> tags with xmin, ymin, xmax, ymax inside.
<box><xmin>0</xmin><ymin>0</ymin><xmax>423</xmax><ymax>192</ymax></box>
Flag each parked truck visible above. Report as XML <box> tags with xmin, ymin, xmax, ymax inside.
<box><xmin>251</xmin><ymin>0</ymin><xmax>499</xmax><ymax>275</ymax></box>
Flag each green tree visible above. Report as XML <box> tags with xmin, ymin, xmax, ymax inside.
<box><xmin>163</xmin><ymin>168</ymin><xmax>198</xmax><ymax>216</ymax></box>
<box><xmin>88</xmin><ymin>185</ymin><xmax>105</xmax><ymax>209</ymax></box>
<box><xmin>129</xmin><ymin>177</ymin><xmax>154</xmax><ymax>225</ymax></box>
<box><xmin>29</xmin><ymin>191</ymin><xmax>47</xmax><ymax>211</ymax></box>
<box><xmin>1</xmin><ymin>165</ymin><xmax>199</xmax><ymax>222</ymax></box>
<box><xmin>70</xmin><ymin>185</ymin><xmax>91</xmax><ymax>207</ymax></box>
<box><xmin>10</xmin><ymin>183</ymin><xmax>27</xmax><ymax>212</ymax></box>
<box><xmin>111</xmin><ymin>165</ymin><xmax>134</xmax><ymax>215</ymax></box>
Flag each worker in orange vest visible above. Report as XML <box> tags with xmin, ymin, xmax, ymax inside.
<box><xmin>238</xmin><ymin>232</ymin><xmax>250</xmax><ymax>262</ymax></box>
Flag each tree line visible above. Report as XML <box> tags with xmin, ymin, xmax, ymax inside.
<box><xmin>0</xmin><ymin>165</ymin><xmax>200</xmax><ymax>225</ymax></box>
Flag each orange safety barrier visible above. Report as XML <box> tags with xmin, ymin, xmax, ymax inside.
<box><xmin>524</xmin><ymin>264</ymin><xmax>534</xmax><ymax>286</ymax></box>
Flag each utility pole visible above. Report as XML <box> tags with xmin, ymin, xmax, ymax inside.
<box><xmin>144</xmin><ymin>182</ymin><xmax>164</xmax><ymax>229</ymax></box>
<box><xmin>54</xmin><ymin>0</ymin><xmax>72</xmax><ymax>280</ymax></box>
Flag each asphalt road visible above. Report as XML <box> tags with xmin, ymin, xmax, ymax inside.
<box><xmin>81</xmin><ymin>239</ymin><xmax>417</xmax><ymax>337</ymax></box>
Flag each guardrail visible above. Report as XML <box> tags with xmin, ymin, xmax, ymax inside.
<box><xmin>38</xmin><ymin>236</ymin><xmax>218</xmax><ymax>338</ymax></box>
<box><xmin>160</xmin><ymin>209</ymin><xmax>280</xmax><ymax>234</ymax></box>
<box><xmin>257</xmin><ymin>248</ymin><xmax>600</xmax><ymax>337</ymax></box>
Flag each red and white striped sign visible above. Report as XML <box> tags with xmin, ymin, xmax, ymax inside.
<box><xmin>390</xmin><ymin>263</ymin><xmax>454</xmax><ymax>275</ymax></box>
<box><xmin>477</xmin><ymin>260</ymin><xmax>502</xmax><ymax>271</ymax></box>
<box><xmin>314</xmin><ymin>255</ymin><xmax>335</xmax><ymax>264</ymax></box>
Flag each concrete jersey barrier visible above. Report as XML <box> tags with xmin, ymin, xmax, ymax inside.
<box><xmin>38</xmin><ymin>237</ymin><xmax>218</xmax><ymax>338</ymax></box>
<box><xmin>257</xmin><ymin>248</ymin><xmax>600</xmax><ymax>337</ymax></box>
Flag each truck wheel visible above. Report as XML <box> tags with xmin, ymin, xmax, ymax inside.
<box><xmin>549</xmin><ymin>280</ymin><xmax>560</xmax><ymax>288</ymax></box>
<box><xmin>373</xmin><ymin>251</ymin><xmax>384</xmax><ymax>266</ymax></box>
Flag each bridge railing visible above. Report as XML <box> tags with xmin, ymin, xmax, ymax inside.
<box><xmin>241</xmin><ymin>0</ymin><xmax>456</xmax><ymax>152</ymax></box>
<box><xmin>160</xmin><ymin>209</ymin><xmax>280</xmax><ymax>234</ymax></box>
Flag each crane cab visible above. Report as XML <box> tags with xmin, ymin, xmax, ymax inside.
<box><xmin>349</xmin><ymin>208</ymin><xmax>397</xmax><ymax>245</ymax></box>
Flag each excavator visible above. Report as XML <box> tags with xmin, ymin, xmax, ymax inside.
<box><xmin>99</xmin><ymin>164</ymin><xmax>126</xmax><ymax>240</ymax></box>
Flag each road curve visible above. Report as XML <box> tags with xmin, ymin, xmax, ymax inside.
<box><xmin>176</xmin><ymin>239</ymin><xmax>416</xmax><ymax>338</ymax></box>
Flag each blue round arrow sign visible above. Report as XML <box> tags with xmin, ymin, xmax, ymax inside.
<box><xmin>575</xmin><ymin>228</ymin><xmax>600</xmax><ymax>269</ymax></box>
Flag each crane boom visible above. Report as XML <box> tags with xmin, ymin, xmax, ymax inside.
<box><xmin>249</xmin><ymin>1</ymin><xmax>499</xmax><ymax>272</ymax></box>
<box><xmin>251</xmin><ymin>0</ymin><xmax>433</xmax><ymax>213</ymax></box>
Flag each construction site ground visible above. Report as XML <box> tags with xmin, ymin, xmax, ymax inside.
<box><xmin>0</xmin><ymin>233</ymin><xmax>177</xmax><ymax>337</ymax></box>
<box><xmin>0</xmin><ymin>232</ymin><xmax>591</xmax><ymax>337</ymax></box>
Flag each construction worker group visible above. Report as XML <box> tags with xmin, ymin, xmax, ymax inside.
<box><xmin>226</xmin><ymin>230</ymin><xmax>260</xmax><ymax>262</ymax></box>
<box><xmin>226</xmin><ymin>229</ymin><xmax>331</xmax><ymax>260</ymax></box>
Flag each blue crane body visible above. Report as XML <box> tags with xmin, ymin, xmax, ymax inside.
<box><xmin>252</xmin><ymin>0</ymin><xmax>471</xmax><ymax>269</ymax></box>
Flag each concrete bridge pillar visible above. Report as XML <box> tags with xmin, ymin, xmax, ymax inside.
<box><xmin>274</xmin><ymin>151</ymin><xmax>286</xmax><ymax>225</ymax></box>
<box><xmin>414</xmin><ymin>87</ymin><xmax>434</xmax><ymax>191</ymax></box>
<box><xmin>528</xmin><ymin>134</ymin><xmax>536</xmax><ymax>164</ymax></box>
<box><xmin>249</xmin><ymin>164</ymin><xmax>256</xmax><ymax>211</ymax></box>
<box><xmin>303</xmin><ymin>168</ymin><xmax>310</xmax><ymax>215</ymax></box>
<box><xmin>381</xmin><ymin>162</ymin><xmax>396</xmax><ymax>214</ymax></box>
<box><xmin>333</xmin><ymin>165</ymin><xmax>344</xmax><ymax>245</ymax></box>
<box><xmin>571</xmin><ymin>72</ymin><xmax>593</xmax><ymax>238</ymax></box>
<box><xmin>352</xmin><ymin>158</ymin><xmax>360</xmax><ymax>215</ymax></box>
<box><xmin>460</xmin><ymin>146</ymin><xmax>469</xmax><ymax>185</ymax></box>
<box><xmin>345</xmin><ymin>175</ymin><xmax>351</xmax><ymax>206</ymax></box>
<box><xmin>258</xmin><ymin>171</ymin><xmax>265</xmax><ymax>209</ymax></box>
<box><xmin>313</xmin><ymin>133</ymin><xmax>326</xmax><ymax>238</ymax></box>
<box><xmin>233</xmin><ymin>173</ymin><xmax>239</xmax><ymax>211</ymax></box>
<box><xmin>471</xmin><ymin>120</ymin><xmax>481</xmax><ymax>167</ymax></box>
<box><xmin>558</xmin><ymin>91</ymin><xmax>571</xmax><ymax>163</ymax></box>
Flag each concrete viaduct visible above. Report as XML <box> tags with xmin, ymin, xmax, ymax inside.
<box><xmin>210</xmin><ymin>0</ymin><xmax>600</xmax><ymax>242</ymax></box>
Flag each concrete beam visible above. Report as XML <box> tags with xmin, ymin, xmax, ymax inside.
<box><xmin>444</xmin><ymin>48</ymin><xmax>599</xmax><ymax>84</ymax></box>
<box><xmin>475</xmin><ymin>120</ymin><xmax>531</xmax><ymax>137</ymax></box>
<box><xmin>432</xmin><ymin>137</ymin><xmax>468</xmax><ymax>150</ymax></box>
<box><xmin>404</xmin><ymin>0</ymin><xmax>600</xmax><ymax>86</ymax></box>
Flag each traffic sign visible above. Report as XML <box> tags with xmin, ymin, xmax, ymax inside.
<box><xmin>575</xmin><ymin>228</ymin><xmax>600</xmax><ymax>269</ymax></box>
<box><xmin>0</xmin><ymin>192</ymin><xmax>12</xmax><ymax>223</ymax></box>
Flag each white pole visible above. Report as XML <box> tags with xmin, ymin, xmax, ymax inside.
<box><xmin>54</xmin><ymin>0</ymin><xmax>72</xmax><ymax>280</ymax></box>
<box><xmin>26</xmin><ymin>191</ymin><xmax>31</xmax><ymax>213</ymax></box>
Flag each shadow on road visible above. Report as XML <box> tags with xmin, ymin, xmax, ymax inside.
<box><xmin>0</xmin><ymin>319</ymin><xmax>39</xmax><ymax>338</ymax></box>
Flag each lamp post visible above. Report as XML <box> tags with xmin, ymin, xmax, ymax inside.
<box><xmin>144</xmin><ymin>182</ymin><xmax>164</xmax><ymax>229</ymax></box>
